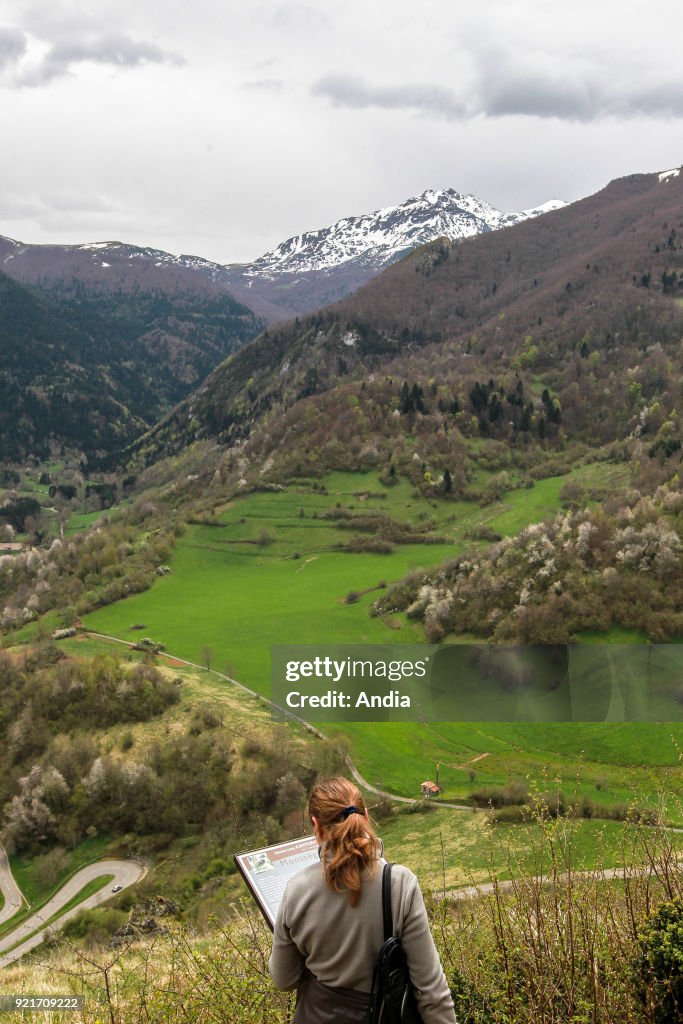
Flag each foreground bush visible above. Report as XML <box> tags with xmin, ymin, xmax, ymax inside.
<box><xmin>441</xmin><ymin>813</ymin><xmax>683</xmax><ymax>1023</ymax></box>
<box><xmin>634</xmin><ymin>897</ymin><xmax>683</xmax><ymax>1023</ymax></box>
<box><xmin>17</xmin><ymin>809</ymin><xmax>683</xmax><ymax>1024</ymax></box>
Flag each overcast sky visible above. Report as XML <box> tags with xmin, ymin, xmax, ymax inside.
<box><xmin>0</xmin><ymin>0</ymin><xmax>681</xmax><ymax>263</ymax></box>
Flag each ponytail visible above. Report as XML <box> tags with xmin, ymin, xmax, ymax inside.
<box><xmin>309</xmin><ymin>777</ymin><xmax>380</xmax><ymax>906</ymax></box>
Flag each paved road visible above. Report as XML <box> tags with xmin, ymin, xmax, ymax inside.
<box><xmin>441</xmin><ymin>861</ymin><xmax>683</xmax><ymax>902</ymax></box>
<box><xmin>0</xmin><ymin>846</ymin><xmax>26</xmax><ymax>928</ymax></box>
<box><xmin>0</xmin><ymin>853</ymin><xmax>146</xmax><ymax>968</ymax></box>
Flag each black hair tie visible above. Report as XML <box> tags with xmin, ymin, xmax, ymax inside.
<box><xmin>339</xmin><ymin>805</ymin><xmax>361</xmax><ymax>821</ymax></box>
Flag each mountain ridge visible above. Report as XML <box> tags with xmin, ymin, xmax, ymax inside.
<box><xmin>127</xmin><ymin>167</ymin><xmax>683</xmax><ymax>469</ymax></box>
<box><xmin>0</xmin><ymin>186</ymin><xmax>565</xmax><ymax>324</ymax></box>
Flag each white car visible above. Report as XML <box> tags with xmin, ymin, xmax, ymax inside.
<box><xmin>111</xmin><ymin>884</ymin><xmax>123</xmax><ymax>893</ymax></box>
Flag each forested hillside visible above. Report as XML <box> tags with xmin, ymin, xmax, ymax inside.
<box><xmin>0</xmin><ymin>271</ymin><xmax>261</xmax><ymax>462</ymax></box>
<box><xmin>129</xmin><ymin>170</ymin><xmax>682</xmax><ymax>470</ymax></box>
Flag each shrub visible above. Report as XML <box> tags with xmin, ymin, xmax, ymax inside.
<box><xmin>61</xmin><ymin>907</ymin><xmax>128</xmax><ymax>948</ymax></box>
<box><xmin>399</xmin><ymin>799</ymin><xmax>437</xmax><ymax>815</ymax></box>
<box><xmin>449</xmin><ymin>967</ymin><xmax>494</xmax><ymax>1024</ymax></box>
<box><xmin>465</xmin><ymin>525</ymin><xmax>503</xmax><ymax>542</ymax></box>
<box><xmin>471</xmin><ymin>780</ymin><xmax>528</xmax><ymax>808</ymax></box>
<box><xmin>342</xmin><ymin>536</ymin><xmax>395</xmax><ymax>554</ymax></box>
<box><xmin>634</xmin><ymin>898</ymin><xmax>683</xmax><ymax>1022</ymax></box>
<box><xmin>488</xmin><ymin>804</ymin><xmax>530</xmax><ymax>824</ymax></box>
<box><xmin>120</xmin><ymin>731</ymin><xmax>135</xmax><ymax>752</ymax></box>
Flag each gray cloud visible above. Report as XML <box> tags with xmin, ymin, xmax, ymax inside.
<box><xmin>0</xmin><ymin>28</ymin><xmax>184</xmax><ymax>87</ymax></box>
<box><xmin>482</xmin><ymin>74</ymin><xmax>600</xmax><ymax>121</ymax></box>
<box><xmin>0</xmin><ymin>26</ymin><xmax>27</xmax><ymax>70</ymax></box>
<box><xmin>241</xmin><ymin>77</ymin><xmax>284</xmax><ymax>92</ymax></box>
<box><xmin>13</xmin><ymin>31</ymin><xmax>183</xmax><ymax>87</ymax></box>
<box><xmin>312</xmin><ymin>56</ymin><xmax>683</xmax><ymax>125</ymax></box>
<box><xmin>40</xmin><ymin>191</ymin><xmax>117</xmax><ymax>213</ymax></box>
<box><xmin>610</xmin><ymin>82</ymin><xmax>683</xmax><ymax>119</ymax></box>
<box><xmin>475</xmin><ymin>45</ymin><xmax>683</xmax><ymax>122</ymax></box>
<box><xmin>311</xmin><ymin>74</ymin><xmax>467</xmax><ymax>120</ymax></box>
<box><xmin>481</xmin><ymin>76</ymin><xmax>683</xmax><ymax>122</ymax></box>
<box><xmin>11</xmin><ymin>1</ymin><xmax>107</xmax><ymax>39</ymax></box>
<box><xmin>0</xmin><ymin>191</ymin><xmax>117</xmax><ymax>230</ymax></box>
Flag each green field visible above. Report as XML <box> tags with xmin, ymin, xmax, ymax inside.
<box><xmin>84</xmin><ymin>472</ymin><xmax>465</xmax><ymax>682</ymax></box>
<box><xmin>329</xmin><ymin>720</ymin><xmax>683</xmax><ymax>817</ymax></box>
<box><xmin>82</xmin><ymin>466</ymin><xmax>681</xmax><ymax>822</ymax></box>
<box><xmin>84</xmin><ymin>466</ymin><xmax>628</xmax><ymax>680</ymax></box>
<box><xmin>64</xmin><ymin>509</ymin><xmax>109</xmax><ymax>534</ymax></box>
<box><xmin>377</xmin><ymin>806</ymin><xmax>683</xmax><ymax>890</ymax></box>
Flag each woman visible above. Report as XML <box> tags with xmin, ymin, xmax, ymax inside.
<box><xmin>270</xmin><ymin>777</ymin><xmax>457</xmax><ymax>1023</ymax></box>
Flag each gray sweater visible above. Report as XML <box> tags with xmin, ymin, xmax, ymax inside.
<box><xmin>270</xmin><ymin>857</ymin><xmax>457</xmax><ymax>1024</ymax></box>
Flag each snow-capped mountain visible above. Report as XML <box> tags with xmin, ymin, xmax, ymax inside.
<box><xmin>244</xmin><ymin>189</ymin><xmax>566</xmax><ymax>278</ymax></box>
<box><xmin>0</xmin><ymin>186</ymin><xmax>566</xmax><ymax>324</ymax></box>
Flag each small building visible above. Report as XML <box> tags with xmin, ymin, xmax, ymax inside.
<box><xmin>420</xmin><ymin>781</ymin><xmax>442</xmax><ymax>799</ymax></box>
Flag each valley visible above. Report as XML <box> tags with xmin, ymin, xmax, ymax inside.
<box><xmin>0</xmin><ymin>167</ymin><xmax>682</xmax><ymax>1018</ymax></box>
<box><xmin>79</xmin><ymin>466</ymin><xmax>683</xmax><ymax>818</ymax></box>
<box><xmin>1</xmin><ymin>0</ymin><xmax>681</xmax><ymax>1010</ymax></box>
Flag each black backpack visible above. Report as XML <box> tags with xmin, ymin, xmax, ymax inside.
<box><xmin>366</xmin><ymin>864</ymin><xmax>424</xmax><ymax>1024</ymax></box>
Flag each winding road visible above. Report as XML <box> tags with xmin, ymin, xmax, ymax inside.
<box><xmin>0</xmin><ymin>847</ymin><xmax>145</xmax><ymax>967</ymax></box>
<box><xmin>0</xmin><ymin>845</ymin><xmax>25</xmax><ymax>928</ymax></box>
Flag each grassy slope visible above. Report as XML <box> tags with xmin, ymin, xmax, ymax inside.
<box><xmin>84</xmin><ymin>473</ymin><xmax>458</xmax><ymax>679</ymax></box>
<box><xmin>332</xmin><ymin>720</ymin><xmax>683</xmax><ymax>815</ymax></box>
<box><xmin>378</xmin><ymin>807</ymin><xmax>683</xmax><ymax>890</ymax></box>
<box><xmin>3</xmin><ymin>633</ymin><xmax>678</xmax><ymax>945</ymax></box>
<box><xmin>9</xmin><ymin>836</ymin><xmax>113</xmax><ymax>910</ymax></box>
<box><xmin>84</xmin><ymin>465</ymin><xmax>628</xmax><ymax>678</ymax></box>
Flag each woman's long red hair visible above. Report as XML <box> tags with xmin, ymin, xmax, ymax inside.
<box><xmin>309</xmin><ymin>777</ymin><xmax>380</xmax><ymax>906</ymax></box>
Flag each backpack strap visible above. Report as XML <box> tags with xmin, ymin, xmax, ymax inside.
<box><xmin>381</xmin><ymin>862</ymin><xmax>393</xmax><ymax>941</ymax></box>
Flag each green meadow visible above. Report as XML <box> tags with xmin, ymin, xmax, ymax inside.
<box><xmin>64</xmin><ymin>509</ymin><xmax>110</xmax><ymax>535</ymax></box>
<box><xmin>84</xmin><ymin>464</ymin><xmax>628</xmax><ymax>678</ymax></box>
<box><xmin>83</xmin><ymin>464</ymin><xmax>682</xmax><ymax>821</ymax></box>
<box><xmin>328</xmin><ymin>720</ymin><xmax>683</xmax><ymax>819</ymax></box>
<box><xmin>377</xmin><ymin>806</ymin><xmax>683</xmax><ymax>890</ymax></box>
<box><xmin>85</xmin><ymin>471</ymin><xmax>465</xmax><ymax>683</ymax></box>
